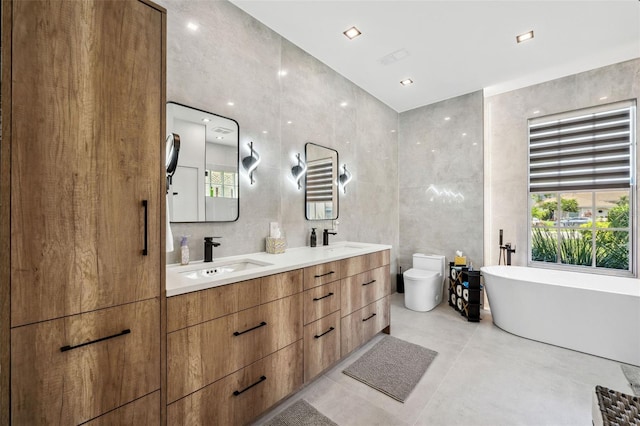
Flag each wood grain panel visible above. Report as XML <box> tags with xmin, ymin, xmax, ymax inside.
<box><xmin>340</xmin><ymin>296</ymin><xmax>390</xmax><ymax>357</ymax></box>
<box><xmin>84</xmin><ymin>391</ymin><xmax>160</xmax><ymax>426</ymax></box>
<box><xmin>10</xmin><ymin>0</ymin><xmax>162</xmax><ymax>326</ymax></box>
<box><xmin>167</xmin><ymin>293</ymin><xmax>302</xmax><ymax>403</ymax></box>
<box><xmin>340</xmin><ymin>266</ymin><xmax>390</xmax><ymax>315</ymax></box>
<box><xmin>11</xmin><ymin>298</ymin><xmax>160</xmax><ymax>425</ymax></box>
<box><xmin>261</xmin><ymin>269</ymin><xmax>303</xmax><ymax>304</ymax></box>
<box><xmin>339</xmin><ymin>250</ymin><xmax>390</xmax><ymax>278</ymax></box>
<box><xmin>303</xmin><ymin>261</ymin><xmax>340</xmax><ymax>290</ymax></box>
<box><xmin>303</xmin><ymin>311</ymin><xmax>341</xmax><ymax>382</ymax></box>
<box><xmin>167</xmin><ymin>341</ymin><xmax>303</xmax><ymax>426</ymax></box>
<box><xmin>303</xmin><ymin>280</ymin><xmax>341</xmax><ymax>325</ymax></box>
<box><xmin>167</xmin><ymin>279</ymin><xmax>260</xmax><ymax>332</ymax></box>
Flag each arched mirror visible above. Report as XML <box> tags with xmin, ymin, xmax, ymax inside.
<box><xmin>305</xmin><ymin>142</ymin><xmax>339</xmax><ymax>220</ymax></box>
<box><xmin>166</xmin><ymin>102</ymin><xmax>240</xmax><ymax>222</ymax></box>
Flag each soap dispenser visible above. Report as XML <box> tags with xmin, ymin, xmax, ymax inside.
<box><xmin>310</xmin><ymin>228</ymin><xmax>317</xmax><ymax>247</ymax></box>
<box><xmin>180</xmin><ymin>236</ymin><xmax>190</xmax><ymax>265</ymax></box>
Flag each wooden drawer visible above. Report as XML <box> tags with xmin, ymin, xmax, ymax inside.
<box><xmin>339</xmin><ymin>250</ymin><xmax>390</xmax><ymax>278</ymax></box>
<box><xmin>167</xmin><ymin>278</ymin><xmax>261</xmax><ymax>332</ymax></box>
<box><xmin>341</xmin><ymin>266</ymin><xmax>390</xmax><ymax>315</ymax></box>
<box><xmin>167</xmin><ymin>340</ymin><xmax>303</xmax><ymax>426</ymax></box>
<box><xmin>84</xmin><ymin>391</ymin><xmax>160</xmax><ymax>426</ymax></box>
<box><xmin>11</xmin><ymin>298</ymin><xmax>160</xmax><ymax>425</ymax></box>
<box><xmin>261</xmin><ymin>269</ymin><xmax>303</xmax><ymax>304</ymax></box>
<box><xmin>303</xmin><ymin>261</ymin><xmax>340</xmax><ymax>290</ymax></box>
<box><xmin>303</xmin><ymin>280</ymin><xmax>340</xmax><ymax>325</ymax></box>
<box><xmin>341</xmin><ymin>296</ymin><xmax>390</xmax><ymax>357</ymax></box>
<box><xmin>304</xmin><ymin>311</ymin><xmax>341</xmax><ymax>382</ymax></box>
<box><xmin>167</xmin><ymin>293</ymin><xmax>302</xmax><ymax>403</ymax></box>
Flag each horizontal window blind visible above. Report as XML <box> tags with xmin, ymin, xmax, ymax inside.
<box><xmin>529</xmin><ymin>101</ymin><xmax>635</xmax><ymax>192</ymax></box>
<box><xmin>306</xmin><ymin>157</ymin><xmax>334</xmax><ymax>202</ymax></box>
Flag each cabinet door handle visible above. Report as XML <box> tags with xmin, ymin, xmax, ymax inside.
<box><xmin>233</xmin><ymin>375</ymin><xmax>266</xmax><ymax>396</ymax></box>
<box><xmin>362</xmin><ymin>279</ymin><xmax>376</xmax><ymax>286</ymax></box>
<box><xmin>142</xmin><ymin>200</ymin><xmax>148</xmax><ymax>256</ymax></box>
<box><xmin>314</xmin><ymin>271</ymin><xmax>335</xmax><ymax>278</ymax></box>
<box><xmin>314</xmin><ymin>326</ymin><xmax>335</xmax><ymax>339</ymax></box>
<box><xmin>60</xmin><ymin>329</ymin><xmax>131</xmax><ymax>352</ymax></box>
<box><xmin>233</xmin><ymin>321</ymin><xmax>267</xmax><ymax>336</ymax></box>
<box><xmin>313</xmin><ymin>292</ymin><xmax>334</xmax><ymax>301</ymax></box>
<box><xmin>362</xmin><ymin>313</ymin><xmax>377</xmax><ymax>322</ymax></box>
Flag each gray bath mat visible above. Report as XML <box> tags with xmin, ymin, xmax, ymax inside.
<box><xmin>264</xmin><ymin>399</ymin><xmax>337</xmax><ymax>426</ymax></box>
<box><xmin>342</xmin><ymin>335</ymin><xmax>438</xmax><ymax>402</ymax></box>
<box><xmin>621</xmin><ymin>364</ymin><xmax>640</xmax><ymax>396</ymax></box>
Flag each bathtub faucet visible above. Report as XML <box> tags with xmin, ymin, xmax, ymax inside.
<box><xmin>504</xmin><ymin>243</ymin><xmax>516</xmax><ymax>266</ymax></box>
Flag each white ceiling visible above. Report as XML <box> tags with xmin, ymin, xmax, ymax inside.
<box><xmin>230</xmin><ymin>0</ymin><xmax>640</xmax><ymax>112</ymax></box>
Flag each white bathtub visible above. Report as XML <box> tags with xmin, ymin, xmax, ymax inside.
<box><xmin>480</xmin><ymin>265</ymin><xmax>640</xmax><ymax>366</ymax></box>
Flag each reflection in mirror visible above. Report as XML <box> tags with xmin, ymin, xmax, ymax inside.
<box><xmin>305</xmin><ymin>143</ymin><xmax>339</xmax><ymax>220</ymax></box>
<box><xmin>166</xmin><ymin>102</ymin><xmax>239</xmax><ymax>222</ymax></box>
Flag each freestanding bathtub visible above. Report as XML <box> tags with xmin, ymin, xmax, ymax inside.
<box><xmin>480</xmin><ymin>265</ymin><xmax>640</xmax><ymax>366</ymax></box>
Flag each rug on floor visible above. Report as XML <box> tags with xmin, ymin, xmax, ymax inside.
<box><xmin>264</xmin><ymin>399</ymin><xmax>338</xmax><ymax>426</ymax></box>
<box><xmin>621</xmin><ymin>364</ymin><xmax>640</xmax><ymax>396</ymax></box>
<box><xmin>342</xmin><ymin>335</ymin><xmax>438</xmax><ymax>403</ymax></box>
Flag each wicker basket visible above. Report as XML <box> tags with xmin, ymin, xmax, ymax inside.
<box><xmin>266</xmin><ymin>237</ymin><xmax>286</xmax><ymax>254</ymax></box>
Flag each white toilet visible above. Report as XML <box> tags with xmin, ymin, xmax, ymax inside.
<box><xmin>403</xmin><ymin>254</ymin><xmax>446</xmax><ymax>312</ymax></box>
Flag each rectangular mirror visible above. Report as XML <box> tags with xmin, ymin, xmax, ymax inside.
<box><xmin>305</xmin><ymin>142</ymin><xmax>339</xmax><ymax>220</ymax></box>
<box><xmin>167</xmin><ymin>102</ymin><xmax>239</xmax><ymax>222</ymax></box>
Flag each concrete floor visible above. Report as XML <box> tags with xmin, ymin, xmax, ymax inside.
<box><xmin>254</xmin><ymin>292</ymin><xmax>632</xmax><ymax>426</ymax></box>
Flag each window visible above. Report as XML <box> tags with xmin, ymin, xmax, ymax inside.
<box><xmin>205</xmin><ymin>170</ymin><xmax>238</xmax><ymax>199</ymax></box>
<box><xmin>528</xmin><ymin>101</ymin><xmax>635</xmax><ymax>274</ymax></box>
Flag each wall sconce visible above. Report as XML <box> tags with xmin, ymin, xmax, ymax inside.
<box><xmin>291</xmin><ymin>153</ymin><xmax>307</xmax><ymax>190</ymax></box>
<box><xmin>338</xmin><ymin>164</ymin><xmax>353</xmax><ymax>194</ymax></box>
<box><xmin>241</xmin><ymin>141</ymin><xmax>260</xmax><ymax>185</ymax></box>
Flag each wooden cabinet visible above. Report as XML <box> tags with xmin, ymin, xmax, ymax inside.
<box><xmin>167</xmin><ymin>341</ymin><xmax>303</xmax><ymax>426</ymax></box>
<box><xmin>340</xmin><ymin>250</ymin><xmax>391</xmax><ymax>357</ymax></box>
<box><xmin>84</xmin><ymin>391</ymin><xmax>160</xmax><ymax>426</ymax></box>
<box><xmin>303</xmin><ymin>261</ymin><xmax>340</xmax><ymax>289</ymax></box>
<box><xmin>303</xmin><ymin>280</ymin><xmax>341</xmax><ymax>325</ymax></box>
<box><xmin>3</xmin><ymin>0</ymin><xmax>166</xmax><ymax>423</ymax></box>
<box><xmin>304</xmin><ymin>311</ymin><xmax>341</xmax><ymax>382</ymax></box>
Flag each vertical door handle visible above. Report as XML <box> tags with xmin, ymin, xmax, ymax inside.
<box><xmin>142</xmin><ymin>200</ymin><xmax>148</xmax><ymax>256</ymax></box>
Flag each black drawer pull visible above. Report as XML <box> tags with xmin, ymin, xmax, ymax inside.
<box><xmin>362</xmin><ymin>279</ymin><xmax>376</xmax><ymax>286</ymax></box>
<box><xmin>60</xmin><ymin>329</ymin><xmax>131</xmax><ymax>352</ymax></box>
<box><xmin>233</xmin><ymin>321</ymin><xmax>267</xmax><ymax>336</ymax></box>
<box><xmin>313</xmin><ymin>292</ymin><xmax>334</xmax><ymax>301</ymax></box>
<box><xmin>362</xmin><ymin>313</ymin><xmax>377</xmax><ymax>322</ymax></box>
<box><xmin>314</xmin><ymin>271</ymin><xmax>335</xmax><ymax>278</ymax></box>
<box><xmin>314</xmin><ymin>326</ymin><xmax>335</xmax><ymax>339</ymax></box>
<box><xmin>233</xmin><ymin>375</ymin><xmax>267</xmax><ymax>396</ymax></box>
<box><xmin>142</xmin><ymin>200</ymin><xmax>148</xmax><ymax>256</ymax></box>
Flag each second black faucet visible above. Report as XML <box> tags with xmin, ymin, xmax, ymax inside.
<box><xmin>322</xmin><ymin>229</ymin><xmax>337</xmax><ymax>246</ymax></box>
<box><xmin>204</xmin><ymin>237</ymin><xmax>222</xmax><ymax>262</ymax></box>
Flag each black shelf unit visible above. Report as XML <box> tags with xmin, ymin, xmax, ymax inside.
<box><xmin>448</xmin><ymin>262</ymin><xmax>482</xmax><ymax>322</ymax></box>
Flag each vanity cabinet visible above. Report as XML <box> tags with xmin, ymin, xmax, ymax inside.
<box><xmin>166</xmin><ymin>270</ymin><xmax>303</xmax><ymax>422</ymax></box>
<box><xmin>2</xmin><ymin>0</ymin><xmax>166</xmax><ymax>423</ymax></box>
<box><xmin>339</xmin><ymin>251</ymin><xmax>391</xmax><ymax>356</ymax></box>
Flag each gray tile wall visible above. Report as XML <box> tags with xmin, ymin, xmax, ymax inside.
<box><xmin>158</xmin><ymin>0</ymin><xmax>399</xmax><ymax>278</ymax></box>
<box><xmin>484</xmin><ymin>58</ymin><xmax>640</xmax><ymax>273</ymax></box>
<box><xmin>398</xmin><ymin>91</ymin><xmax>484</xmax><ymax>273</ymax></box>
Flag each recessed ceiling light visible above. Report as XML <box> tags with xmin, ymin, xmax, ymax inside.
<box><xmin>187</xmin><ymin>22</ymin><xmax>199</xmax><ymax>31</ymax></box>
<box><xmin>262</xmin><ymin>130</ymin><xmax>268</xmax><ymax>134</ymax></box>
<box><xmin>287</xmin><ymin>121</ymin><xmax>292</xmax><ymax>124</ymax></box>
<box><xmin>202</xmin><ymin>118</ymin><xmax>211</xmax><ymax>123</ymax></box>
<box><xmin>462</xmin><ymin>133</ymin><xmax>467</xmax><ymax>136</ymax></box>
<box><xmin>599</xmin><ymin>96</ymin><xmax>608</xmax><ymax>101</ymax></box>
<box><xmin>216</xmin><ymin>136</ymin><xmax>224</xmax><ymax>140</ymax></box>
<box><xmin>516</xmin><ymin>30</ymin><xmax>534</xmax><ymax>43</ymax></box>
<box><xmin>400</xmin><ymin>79</ymin><xmax>414</xmax><ymax>86</ymax></box>
<box><xmin>390</xmin><ymin>130</ymin><xmax>396</xmax><ymax>133</ymax></box>
<box><xmin>343</xmin><ymin>26</ymin><xmax>361</xmax><ymax>40</ymax></box>
<box><xmin>227</xmin><ymin>101</ymin><xmax>235</xmax><ymax>106</ymax></box>
<box><xmin>278</xmin><ymin>70</ymin><xmax>288</xmax><ymax>77</ymax></box>
<box><xmin>340</xmin><ymin>101</ymin><xmax>348</xmax><ymax>107</ymax></box>
<box><xmin>473</xmin><ymin>142</ymin><xmax>478</xmax><ymax>146</ymax></box>
<box><xmin>416</xmin><ymin>142</ymin><xmax>421</xmax><ymax>145</ymax></box>
<box><xmin>533</xmin><ymin>110</ymin><xmax>540</xmax><ymax>114</ymax></box>
<box><xmin>431</xmin><ymin>149</ymin><xmax>436</xmax><ymax>153</ymax></box>
<box><xmin>444</xmin><ymin>117</ymin><xmax>451</xmax><ymax>121</ymax></box>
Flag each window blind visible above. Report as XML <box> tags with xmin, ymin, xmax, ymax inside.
<box><xmin>306</xmin><ymin>157</ymin><xmax>334</xmax><ymax>202</ymax></box>
<box><xmin>528</xmin><ymin>101</ymin><xmax>635</xmax><ymax>192</ymax></box>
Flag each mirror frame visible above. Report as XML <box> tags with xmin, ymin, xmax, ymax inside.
<box><xmin>167</xmin><ymin>101</ymin><xmax>240</xmax><ymax>223</ymax></box>
<box><xmin>304</xmin><ymin>142</ymin><xmax>339</xmax><ymax>221</ymax></box>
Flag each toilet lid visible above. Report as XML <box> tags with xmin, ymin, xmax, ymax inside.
<box><xmin>404</xmin><ymin>268</ymin><xmax>440</xmax><ymax>280</ymax></box>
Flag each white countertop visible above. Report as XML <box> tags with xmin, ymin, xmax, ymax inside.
<box><xmin>166</xmin><ymin>241</ymin><xmax>392</xmax><ymax>297</ymax></box>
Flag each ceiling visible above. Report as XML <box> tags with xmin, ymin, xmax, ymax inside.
<box><xmin>229</xmin><ymin>0</ymin><xmax>640</xmax><ymax>112</ymax></box>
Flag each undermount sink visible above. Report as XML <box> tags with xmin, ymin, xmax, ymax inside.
<box><xmin>179</xmin><ymin>259</ymin><xmax>273</xmax><ymax>280</ymax></box>
<box><xmin>323</xmin><ymin>244</ymin><xmax>366</xmax><ymax>253</ymax></box>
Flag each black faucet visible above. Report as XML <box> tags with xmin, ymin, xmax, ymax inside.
<box><xmin>204</xmin><ymin>237</ymin><xmax>222</xmax><ymax>262</ymax></box>
<box><xmin>322</xmin><ymin>229</ymin><xmax>337</xmax><ymax>246</ymax></box>
<box><xmin>505</xmin><ymin>243</ymin><xmax>516</xmax><ymax>266</ymax></box>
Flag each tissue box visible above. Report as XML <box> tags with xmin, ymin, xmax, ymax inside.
<box><xmin>454</xmin><ymin>256</ymin><xmax>467</xmax><ymax>266</ymax></box>
<box><xmin>266</xmin><ymin>237</ymin><xmax>286</xmax><ymax>254</ymax></box>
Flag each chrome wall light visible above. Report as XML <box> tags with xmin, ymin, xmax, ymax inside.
<box><xmin>291</xmin><ymin>153</ymin><xmax>307</xmax><ymax>189</ymax></box>
<box><xmin>338</xmin><ymin>164</ymin><xmax>353</xmax><ymax>194</ymax></box>
<box><xmin>242</xmin><ymin>141</ymin><xmax>260</xmax><ymax>185</ymax></box>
